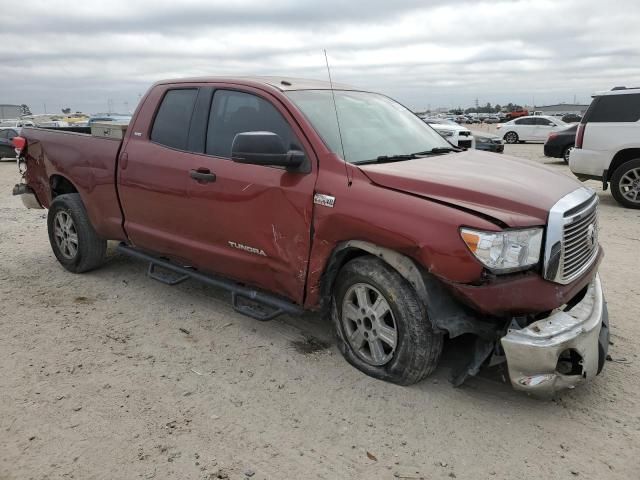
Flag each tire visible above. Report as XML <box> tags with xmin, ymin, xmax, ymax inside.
<box><xmin>331</xmin><ymin>256</ymin><xmax>443</xmax><ymax>385</ymax></box>
<box><xmin>562</xmin><ymin>144</ymin><xmax>574</xmax><ymax>164</ymax></box>
<box><xmin>504</xmin><ymin>131</ymin><xmax>519</xmax><ymax>144</ymax></box>
<box><xmin>47</xmin><ymin>193</ymin><xmax>107</xmax><ymax>272</ymax></box>
<box><xmin>610</xmin><ymin>158</ymin><xmax>640</xmax><ymax>209</ymax></box>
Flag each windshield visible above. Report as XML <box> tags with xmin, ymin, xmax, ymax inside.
<box><xmin>285</xmin><ymin>90</ymin><xmax>451</xmax><ymax>163</ymax></box>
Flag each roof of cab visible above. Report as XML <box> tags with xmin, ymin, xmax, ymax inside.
<box><xmin>154</xmin><ymin>76</ymin><xmax>359</xmax><ymax>92</ymax></box>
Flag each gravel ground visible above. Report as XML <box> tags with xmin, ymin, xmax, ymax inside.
<box><xmin>1</xmin><ymin>144</ymin><xmax>639</xmax><ymax>480</ymax></box>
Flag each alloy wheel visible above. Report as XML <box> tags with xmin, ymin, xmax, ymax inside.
<box><xmin>341</xmin><ymin>283</ymin><xmax>397</xmax><ymax>366</ymax></box>
<box><xmin>619</xmin><ymin>167</ymin><xmax>640</xmax><ymax>204</ymax></box>
<box><xmin>504</xmin><ymin>132</ymin><xmax>518</xmax><ymax>144</ymax></box>
<box><xmin>564</xmin><ymin>146</ymin><xmax>574</xmax><ymax>163</ymax></box>
<box><xmin>53</xmin><ymin>211</ymin><xmax>79</xmax><ymax>259</ymax></box>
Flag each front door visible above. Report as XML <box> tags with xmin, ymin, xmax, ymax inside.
<box><xmin>534</xmin><ymin>117</ymin><xmax>555</xmax><ymax>141</ymax></box>
<box><xmin>119</xmin><ymin>84</ymin><xmax>317</xmax><ymax>304</ymax></box>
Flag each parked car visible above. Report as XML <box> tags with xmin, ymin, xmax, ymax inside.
<box><xmin>497</xmin><ymin>115</ymin><xmax>568</xmax><ymax>143</ymax></box>
<box><xmin>11</xmin><ymin>76</ymin><xmax>608</xmax><ymax>395</ymax></box>
<box><xmin>422</xmin><ymin>118</ymin><xmax>474</xmax><ymax>149</ymax></box>
<box><xmin>544</xmin><ymin>124</ymin><xmax>578</xmax><ymax>164</ymax></box>
<box><xmin>570</xmin><ymin>86</ymin><xmax>640</xmax><ymax>208</ymax></box>
<box><xmin>482</xmin><ymin>116</ymin><xmax>501</xmax><ymax>124</ymax></box>
<box><xmin>0</xmin><ymin>119</ymin><xmax>35</xmax><ymax>128</ymax></box>
<box><xmin>562</xmin><ymin>114</ymin><xmax>582</xmax><ymax>124</ymax></box>
<box><xmin>0</xmin><ymin>128</ymin><xmax>19</xmax><ymax>159</ymax></box>
<box><xmin>504</xmin><ymin>109</ymin><xmax>529</xmax><ymax>120</ymax></box>
<box><xmin>472</xmin><ymin>131</ymin><xmax>504</xmax><ymax>153</ymax></box>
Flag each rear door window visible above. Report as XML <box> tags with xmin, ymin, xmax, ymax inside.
<box><xmin>584</xmin><ymin>94</ymin><xmax>640</xmax><ymax>122</ymax></box>
<box><xmin>536</xmin><ymin>118</ymin><xmax>552</xmax><ymax>126</ymax></box>
<box><xmin>515</xmin><ymin>118</ymin><xmax>535</xmax><ymax>125</ymax></box>
<box><xmin>150</xmin><ymin>89</ymin><xmax>199</xmax><ymax>150</ymax></box>
<box><xmin>206</xmin><ymin>90</ymin><xmax>300</xmax><ymax>158</ymax></box>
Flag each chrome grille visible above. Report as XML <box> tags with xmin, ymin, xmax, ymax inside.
<box><xmin>543</xmin><ymin>187</ymin><xmax>600</xmax><ymax>285</ymax></box>
<box><xmin>561</xmin><ymin>197</ymin><xmax>598</xmax><ymax>281</ymax></box>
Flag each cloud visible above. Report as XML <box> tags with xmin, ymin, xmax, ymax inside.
<box><xmin>1</xmin><ymin>0</ymin><xmax>639</xmax><ymax>114</ymax></box>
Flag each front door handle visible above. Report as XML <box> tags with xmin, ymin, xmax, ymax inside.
<box><xmin>189</xmin><ymin>168</ymin><xmax>216</xmax><ymax>183</ymax></box>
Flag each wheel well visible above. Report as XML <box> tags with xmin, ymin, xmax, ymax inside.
<box><xmin>607</xmin><ymin>148</ymin><xmax>640</xmax><ymax>181</ymax></box>
<box><xmin>318</xmin><ymin>241</ymin><xmax>429</xmax><ymax>316</ymax></box>
<box><xmin>319</xmin><ymin>247</ymin><xmax>370</xmax><ymax>312</ymax></box>
<box><xmin>50</xmin><ymin>175</ymin><xmax>78</xmax><ymax>198</ymax></box>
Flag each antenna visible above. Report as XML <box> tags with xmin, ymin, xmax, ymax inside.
<box><xmin>324</xmin><ymin>49</ymin><xmax>351</xmax><ymax>186</ymax></box>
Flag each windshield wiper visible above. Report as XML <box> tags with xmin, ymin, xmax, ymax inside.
<box><xmin>355</xmin><ymin>153</ymin><xmax>419</xmax><ymax>165</ymax></box>
<box><xmin>412</xmin><ymin>147</ymin><xmax>462</xmax><ymax>155</ymax></box>
<box><xmin>355</xmin><ymin>147</ymin><xmax>461</xmax><ymax>165</ymax></box>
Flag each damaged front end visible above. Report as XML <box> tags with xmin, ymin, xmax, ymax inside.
<box><xmin>501</xmin><ymin>274</ymin><xmax>608</xmax><ymax>396</ymax></box>
<box><xmin>426</xmin><ymin>270</ymin><xmax>608</xmax><ymax>396</ymax></box>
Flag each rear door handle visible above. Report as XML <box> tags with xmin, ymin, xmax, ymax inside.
<box><xmin>189</xmin><ymin>168</ymin><xmax>216</xmax><ymax>183</ymax></box>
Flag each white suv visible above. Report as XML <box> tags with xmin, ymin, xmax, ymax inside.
<box><xmin>570</xmin><ymin>87</ymin><xmax>640</xmax><ymax>208</ymax></box>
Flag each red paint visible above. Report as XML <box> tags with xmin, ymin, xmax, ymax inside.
<box><xmin>19</xmin><ymin>77</ymin><xmax>596</xmax><ymax>317</ymax></box>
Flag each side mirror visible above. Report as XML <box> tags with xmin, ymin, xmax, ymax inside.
<box><xmin>231</xmin><ymin>132</ymin><xmax>305</xmax><ymax>170</ymax></box>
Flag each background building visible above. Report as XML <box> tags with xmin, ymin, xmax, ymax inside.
<box><xmin>0</xmin><ymin>104</ymin><xmax>23</xmax><ymax>119</ymax></box>
<box><xmin>534</xmin><ymin>103</ymin><xmax>591</xmax><ymax>115</ymax></box>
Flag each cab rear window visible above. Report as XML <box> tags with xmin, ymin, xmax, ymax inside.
<box><xmin>583</xmin><ymin>93</ymin><xmax>640</xmax><ymax>123</ymax></box>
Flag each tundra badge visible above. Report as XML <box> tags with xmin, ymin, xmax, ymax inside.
<box><xmin>314</xmin><ymin>193</ymin><xmax>335</xmax><ymax>208</ymax></box>
<box><xmin>228</xmin><ymin>241</ymin><xmax>267</xmax><ymax>257</ymax></box>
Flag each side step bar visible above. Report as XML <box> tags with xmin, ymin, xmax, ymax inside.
<box><xmin>116</xmin><ymin>243</ymin><xmax>304</xmax><ymax>321</ymax></box>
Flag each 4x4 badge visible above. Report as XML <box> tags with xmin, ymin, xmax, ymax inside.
<box><xmin>314</xmin><ymin>193</ymin><xmax>335</xmax><ymax>208</ymax></box>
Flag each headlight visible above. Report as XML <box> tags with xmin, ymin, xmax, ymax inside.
<box><xmin>438</xmin><ymin>129</ymin><xmax>455</xmax><ymax>137</ymax></box>
<box><xmin>460</xmin><ymin>227</ymin><xmax>543</xmax><ymax>273</ymax></box>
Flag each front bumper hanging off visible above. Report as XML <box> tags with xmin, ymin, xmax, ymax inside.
<box><xmin>501</xmin><ymin>274</ymin><xmax>609</xmax><ymax>396</ymax></box>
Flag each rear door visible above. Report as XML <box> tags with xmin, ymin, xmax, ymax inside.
<box><xmin>514</xmin><ymin>117</ymin><xmax>536</xmax><ymax>140</ymax></box>
<box><xmin>118</xmin><ymin>86</ymin><xmax>209</xmax><ymax>259</ymax></box>
<box><xmin>119</xmin><ymin>84</ymin><xmax>317</xmax><ymax>304</ymax></box>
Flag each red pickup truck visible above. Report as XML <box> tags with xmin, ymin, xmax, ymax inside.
<box><xmin>12</xmin><ymin>77</ymin><xmax>609</xmax><ymax>395</ymax></box>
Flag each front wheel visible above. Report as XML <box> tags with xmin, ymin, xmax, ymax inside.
<box><xmin>610</xmin><ymin>158</ymin><xmax>640</xmax><ymax>209</ymax></box>
<box><xmin>332</xmin><ymin>256</ymin><xmax>443</xmax><ymax>385</ymax></box>
<box><xmin>47</xmin><ymin>193</ymin><xmax>107</xmax><ymax>272</ymax></box>
<box><xmin>504</xmin><ymin>131</ymin><xmax>519</xmax><ymax>144</ymax></box>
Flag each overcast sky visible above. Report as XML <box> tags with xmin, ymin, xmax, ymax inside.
<box><xmin>1</xmin><ymin>0</ymin><xmax>639</xmax><ymax>115</ymax></box>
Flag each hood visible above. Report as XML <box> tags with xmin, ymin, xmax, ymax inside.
<box><xmin>358</xmin><ymin>150</ymin><xmax>582</xmax><ymax>227</ymax></box>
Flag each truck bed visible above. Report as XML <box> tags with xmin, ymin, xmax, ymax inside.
<box><xmin>21</xmin><ymin>126</ymin><xmax>127</xmax><ymax>241</ymax></box>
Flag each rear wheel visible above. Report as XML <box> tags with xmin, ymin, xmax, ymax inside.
<box><xmin>562</xmin><ymin>144</ymin><xmax>574</xmax><ymax>164</ymax></box>
<box><xmin>47</xmin><ymin>193</ymin><xmax>107</xmax><ymax>272</ymax></box>
<box><xmin>504</xmin><ymin>131</ymin><xmax>519</xmax><ymax>144</ymax></box>
<box><xmin>332</xmin><ymin>256</ymin><xmax>443</xmax><ymax>385</ymax></box>
<box><xmin>610</xmin><ymin>159</ymin><xmax>640</xmax><ymax>209</ymax></box>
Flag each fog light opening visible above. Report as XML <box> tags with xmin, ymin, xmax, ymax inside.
<box><xmin>556</xmin><ymin>349</ymin><xmax>583</xmax><ymax>376</ymax></box>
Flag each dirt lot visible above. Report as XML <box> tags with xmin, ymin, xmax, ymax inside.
<box><xmin>1</xmin><ymin>144</ymin><xmax>639</xmax><ymax>480</ymax></box>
